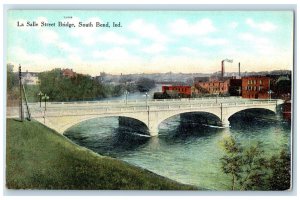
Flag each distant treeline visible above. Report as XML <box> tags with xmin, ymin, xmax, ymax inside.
<box><xmin>7</xmin><ymin>67</ymin><xmax>156</xmax><ymax>102</ymax></box>
<box><xmin>38</xmin><ymin>69</ymin><xmax>127</xmax><ymax>101</ymax></box>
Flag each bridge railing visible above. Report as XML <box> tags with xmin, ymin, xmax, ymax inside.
<box><xmin>6</xmin><ymin>98</ymin><xmax>279</xmax><ymax>118</ymax></box>
<box><xmin>22</xmin><ymin>98</ymin><xmax>277</xmax><ymax>109</ymax></box>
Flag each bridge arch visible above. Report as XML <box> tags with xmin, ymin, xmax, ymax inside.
<box><xmin>41</xmin><ymin>112</ymin><xmax>150</xmax><ymax>135</ymax></box>
<box><xmin>63</xmin><ymin>115</ymin><xmax>150</xmax><ymax>135</ymax></box>
<box><xmin>226</xmin><ymin>107</ymin><xmax>276</xmax><ymax>120</ymax></box>
<box><xmin>157</xmin><ymin>111</ymin><xmax>222</xmax><ymax>129</ymax></box>
<box><xmin>228</xmin><ymin>107</ymin><xmax>276</xmax><ymax>120</ymax></box>
<box><xmin>154</xmin><ymin>109</ymin><xmax>221</xmax><ymax>127</ymax></box>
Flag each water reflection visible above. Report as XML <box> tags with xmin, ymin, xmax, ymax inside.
<box><xmin>64</xmin><ymin>110</ymin><xmax>290</xmax><ymax>189</ymax></box>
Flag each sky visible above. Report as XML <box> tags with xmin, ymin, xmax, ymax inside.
<box><xmin>7</xmin><ymin>10</ymin><xmax>294</xmax><ymax>76</ymax></box>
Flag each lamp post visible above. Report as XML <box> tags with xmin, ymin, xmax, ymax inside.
<box><xmin>145</xmin><ymin>92</ymin><xmax>148</xmax><ymax>107</ymax></box>
<box><xmin>42</xmin><ymin>94</ymin><xmax>49</xmax><ymax>111</ymax></box>
<box><xmin>125</xmin><ymin>90</ymin><xmax>128</xmax><ymax>105</ymax></box>
<box><xmin>268</xmin><ymin>90</ymin><xmax>273</xmax><ymax>100</ymax></box>
<box><xmin>37</xmin><ymin>91</ymin><xmax>43</xmax><ymax>107</ymax></box>
<box><xmin>215</xmin><ymin>92</ymin><xmax>219</xmax><ymax>103</ymax></box>
<box><xmin>237</xmin><ymin>87</ymin><xmax>242</xmax><ymax>96</ymax></box>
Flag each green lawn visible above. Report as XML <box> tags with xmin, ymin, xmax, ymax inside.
<box><xmin>6</xmin><ymin>118</ymin><xmax>196</xmax><ymax>190</ymax></box>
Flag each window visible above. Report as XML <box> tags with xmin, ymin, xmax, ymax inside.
<box><xmin>254</xmin><ymin>86</ymin><xmax>256</xmax><ymax>91</ymax></box>
<box><xmin>259</xmin><ymin>80</ymin><xmax>262</xmax><ymax>85</ymax></box>
<box><xmin>254</xmin><ymin>80</ymin><xmax>256</xmax><ymax>84</ymax></box>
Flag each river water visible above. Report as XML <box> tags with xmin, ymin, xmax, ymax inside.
<box><xmin>64</xmin><ymin>87</ymin><xmax>291</xmax><ymax>190</ymax></box>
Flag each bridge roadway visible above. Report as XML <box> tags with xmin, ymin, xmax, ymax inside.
<box><xmin>7</xmin><ymin>97</ymin><xmax>283</xmax><ymax>136</ymax></box>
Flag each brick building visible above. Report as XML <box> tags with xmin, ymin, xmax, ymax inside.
<box><xmin>162</xmin><ymin>85</ymin><xmax>192</xmax><ymax>97</ymax></box>
<box><xmin>194</xmin><ymin>80</ymin><xmax>230</xmax><ymax>95</ymax></box>
<box><xmin>241</xmin><ymin>76</ymin><xmax>270</xmax><ymax>99</ymax></box>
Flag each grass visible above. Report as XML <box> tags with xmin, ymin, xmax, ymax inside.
<box><xmin>6</xmin><ymin>118</ymin><xmax>196</xmax><ymax>190</ymax></box>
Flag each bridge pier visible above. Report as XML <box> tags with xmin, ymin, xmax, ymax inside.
<box><xmin>221</xmin><ymin>118</ymin><xmax>230</xmax><ymax>128</ymax></box>
<box><xmin>148</xmin><ymin>126</ymin><xmax>159</xmax><ymax>137</ymax></box>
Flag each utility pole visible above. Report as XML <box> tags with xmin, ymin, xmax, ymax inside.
<box><xmin>38</xmin><ymin>91</ymin><xmax>43</xmax><ymax>107</ymax></box>
<box><xmin>19</xmin><ymin>65</ymin><xmax>24</xmax><ymax>121</ymax></box>
<box><xmin>42</xmin><ymin>94</ymin><xmax>49</xmax><ymax>111</ymax></box>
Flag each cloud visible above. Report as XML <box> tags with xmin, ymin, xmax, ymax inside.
<box><xmin>8</xmin><ymin>46</ymin><xmax>66</xmax><ymax>68</ymax></box>
<box><xmin>129</xmin><ymin>19</ymin><xmax>169</xmax><ymax>43</ymax></box>
<box><xmin>92</xmin><ymin>47</ymin><xmax>137</xmax><ymax>60</ymax></box>
<box><xmin>246</xmin><ymin>18</ymin><xmax>277</xmax><ymax>32</ymax></box>
<box><xmin>229</xmin><ymin>22</ymin><xmax>238</xmax><ymax>29</ymax></box>
<box><xmin>169</xmin><ymin>18</ymin><xmax>216</xmax><ymax>36</ymax></box>
<box><xmin>97</xmin><ymin>31</ymin><xmax>140</xmax><ymax>45</ymax></box>
<box><xmin>199</xmin><ymin>37</ymin><xmax>229</xmax><ymax>46</ymax></box>
<box><xmin>142</xmin><ymin>43</ymin><xmax>166</xmax><ymax>54</ymax></box>
<box><xmin>179</xmin><ymin>47</ymin><xmax>199</xmax><ymax>55</ymax></box>
<box><xmin>39</xmin><ymin>29</ymin><xmax>59</xmax><ymax>44</ymax></box>
<box><xmin>70</xmin><ymin>17</ymin><xmax>100</xmax><ymax>45</ymax></box>
<box><xmin>239</xmin><ymin>32</ymin><xmax>276</xmax><ymax>55</ymax></box>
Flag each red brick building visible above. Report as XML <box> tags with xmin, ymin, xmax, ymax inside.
<box><xmin>162</xmin><ymin>86</ymin><xmax>192</xmax><ymax>97</ymax></box>
<box><xmin>194</xmin><ymin>80</ymin><xmax>230</xmax><ymax>95</ymax></box>
<box><xmin>241</xmin><ymin>76</ymin><xmax>270</xmax><ymax>99</ymax></box>
<box><xmin>62</xmin><ymin>68</ymin><xmax>77</xmax><ymax>78</ymax></box>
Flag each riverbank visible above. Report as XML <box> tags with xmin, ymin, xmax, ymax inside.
<box><xmin>6</xmin><ymin>118</ymin><xmax>196</xmax><ymax>190</ymax></box>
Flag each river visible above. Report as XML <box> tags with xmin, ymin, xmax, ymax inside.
<box><xmin>64</xmin><ymin>85</ymin><xmax>291</xmax><ymax>190</ymax></box>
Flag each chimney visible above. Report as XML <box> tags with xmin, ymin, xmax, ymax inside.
<box><xmin>238</xmin><ymin>62</ymin><xmax>241</xmax><ymax>77</ymax></box>
<box><xmin>221</xmin><ymin>60</ymin><xmax>224</xmax><ymax>78</ymax></box>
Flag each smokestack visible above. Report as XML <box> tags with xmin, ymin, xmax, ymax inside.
<box><xmin>221</xmin><ymin>59</ymin><xmax>233</xmax><ymax>78</ymax></box>
<box><xmin>238</xmin><ymin>62</ymin><xmax>241</xmax><ymax>77</ymax></box>
<box><xmin>221</xmin><ymin>60</ymin><xmax>224</xmax><ymax>78</ymax></box>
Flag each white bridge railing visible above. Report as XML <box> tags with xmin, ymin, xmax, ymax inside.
<box><xmin>7</xmin><ymin>98</ymin><xmax>279</xmax><ymax>118</ymax></box>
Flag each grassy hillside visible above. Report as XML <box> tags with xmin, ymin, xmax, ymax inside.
<box><xmin>6</xmin><ymin>119</ymin><xmax>196</xmax><ymax>190</ymax></box>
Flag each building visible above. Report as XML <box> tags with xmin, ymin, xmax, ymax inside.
<box><xmin>194</xmin><ymin>77</ymin><xmax>209</xmax><ymax>83</ymax></box>
<box><xmin>194</xmin><ymin>80</ymin><xmax>230</xmax><ymax>95</ymax></box>
<box><xmin>241</xmin><ymin>76</ymin><xmax>270</xmax><ymax>99</ymax></box>
<box><xmin>228</xmin><ymin>79</ymin><xmax>242</xmax><ymax>96</ymax></box>
<box><xmin>62</xmin><ymin>68</ymin><xmax>76</xmax><ymax>78</ymax></box>
<box><xmin>162</xmin><ymin>85</ymin><xmax>192</xmax><ymax>98</ymax></box>
<box><xmin>22</xmin><ymin>71</ymin><xmax>40</xmax><ymax>85</ymax></box>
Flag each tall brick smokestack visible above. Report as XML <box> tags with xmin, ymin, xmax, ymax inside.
<box><xmin>221</xmin><ymin>59</ymin><xmax>233</xmax><ymax>78</ymax></box>
<box><xmin>238</xmin><ymin>62</ymin><xmax>241</xmax><ymax>77</ymax></box>
<box><xmin>221</xmin><ymin>60</ymin><xmax>224</xmax><ymax>78</ymax></box>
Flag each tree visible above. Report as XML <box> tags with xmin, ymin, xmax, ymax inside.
<box><xmin>38</xmin><ymin>69</ymin><xmax>127</xmax><ymax>101</ymax></box>
<box><xmin>136</xmin><ymin>77</ymin><xmax>155</xmax><ymax>92</ymax></box>
<box><xmin>7</xmin><ymin>64</ymin><xmax>16</xmax><ymax>92</ymax></box>
<box><xmin>267</xmin><ymin>148</ymin><xmax>291</xmax><ymax>190</ymax></box>
<box><xmin>220</xmin><ymin>136</ymin><xmax>291</xmax><ymax>191</ymax></box>
<box><xmin>220</xmin><ymin>136</ymin><xmax>269</xmax><ymax>190</ymax></box>
<box><xmin>220</xmin><ymin>135</ymin><xmax>243</xmax><ymax>190</ymax></box>
<box><xmin>238</xmin><ymin>142</ymin><xmax>268</xmax><ymax>190</ymax></box>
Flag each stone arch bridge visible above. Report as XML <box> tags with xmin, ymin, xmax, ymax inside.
<box><xmin>7</xmin><ymin>97</ymin><xmax>283</xmax><ymax>136</ymax></box>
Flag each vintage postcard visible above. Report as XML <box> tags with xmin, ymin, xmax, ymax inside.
<box><xmin>6</xmin><ymin>9</ymin><xmax>293</xmax><ymax>191</ymax></box>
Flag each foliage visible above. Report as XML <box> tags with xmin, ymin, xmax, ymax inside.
<box><xmin>267</xmin><ymin>148</ymin><xmax>291</xmax><ymax>190</ymax></box>
<box><xmin>220</xmin><ymin>135</ymin><xmax>244</xmax><ymax>190</ymax></box>
<box><xmin>136</xmin><ymin>77</ymin><xmax>155</xmax><ymax>92</ymax></box>
<box><xmin>220</xmin><ymin>135</ymin><xmax>291</xmax><ymax>191</ymax></box>
<box><xmin>6</xmin><ymin>119</ymin><xmax>196</xmax><ymax>190</ymax></box>
<box><xmin>38</xmin><ymin>69</ymin><xmax>126</xmax><ymax>101</ymax></box>
<box><xmin>7</xmin><ymin>64</ymin><xmax>17</xmax><ymax>92</ymax></box>
<box><xmin>23</xmin><ymin>85</ymin><xmax>40</xmax><ymax>102</ymax></box>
